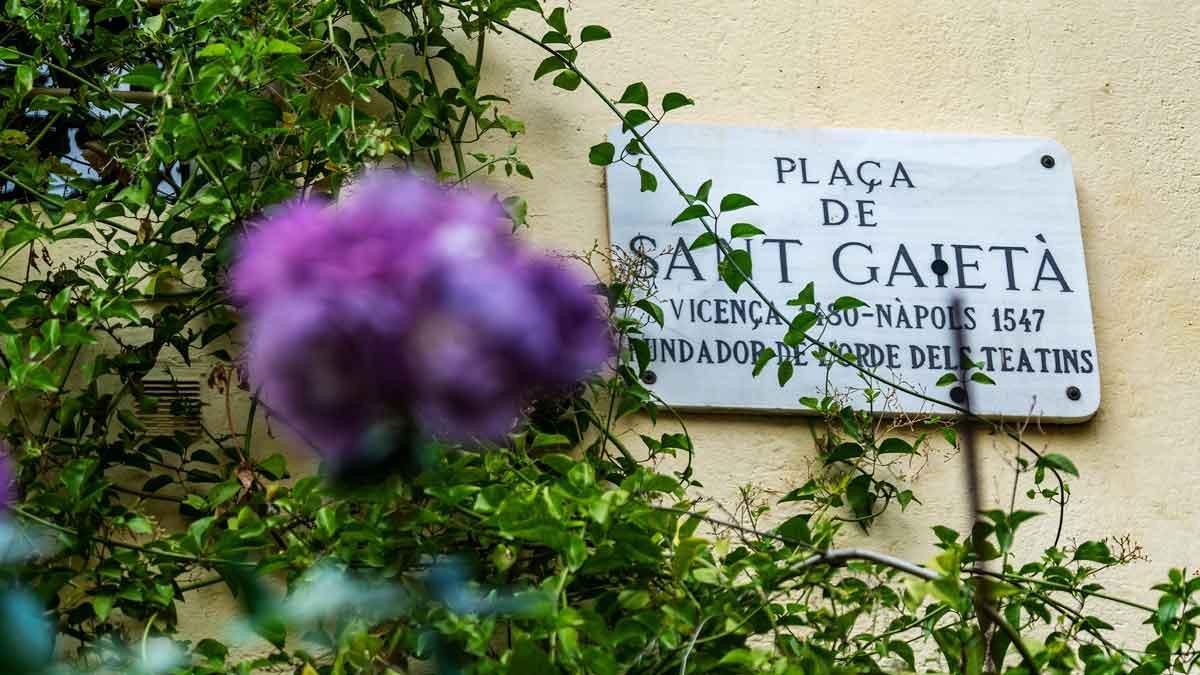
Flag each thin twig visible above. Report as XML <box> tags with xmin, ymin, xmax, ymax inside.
<box><xmin>28</xmin><ymin>87</ymin><xmax>160</xmax><ymax>104</ymax></box>
<box><xmin>679</xmin><ymin>615</ymin><xmax>712</xmax><ymax>674</ymax></box>
<box><xmin>12</xmin><ymin>506</ymin><xmax>255</xmax><ymax>567</ymax></box>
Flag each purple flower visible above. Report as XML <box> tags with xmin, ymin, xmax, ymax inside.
<box><xmin>231</xmin><ymin>172</ymin><xmax>611</xmax><ymax>469</ymax></box>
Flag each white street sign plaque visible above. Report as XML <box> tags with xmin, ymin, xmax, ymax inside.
<box><xmin>605</xmin><ymin>124</ymin><xmax>1100</xmax><ymax>422</ymax></box>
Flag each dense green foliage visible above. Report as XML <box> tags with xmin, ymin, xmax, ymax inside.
<box><xmin>1</xmin><ymin>0</ymin><xmax>1198</xmax><ymax>673</ymax></box>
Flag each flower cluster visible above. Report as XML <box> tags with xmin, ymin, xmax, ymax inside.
<box><xmin>231</xmin><ymin>173</ymin><xmax>611</xmax><ymax>470</ymax></box>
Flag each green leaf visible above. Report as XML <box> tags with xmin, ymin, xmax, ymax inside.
<box><xmin>552</xmin><ymin>70</ymin><xmax>581</xmax><ymax>91</ymax></box>
<box><xmin>752</xmin><ymin>348</ymin><xmax>775</xmax><ymax>377</ymax></box>
<box><xmin>1073</xmin><ymin>540</ymin><xmax>1116</xmax><ymax>564</ymax></box>
<box><xmin>41</xmin><ymin>319</ymin><xmax>60</xmax><ymax>347</ymax></box>
<box><xmin>533</xmin><ymin>55</ymin><xmax>566</xmax><ymax>80</ymax></box>
<box><xmin>310</xmin><ymin>0</ymin><xmax>336</xmax><ymax>20</ymax></box>
<box><xmin>729</xmin><ymin>223</ymin><xmax>764</xmax><ymax>238</ymax></box>
<box><xmin>832</xmin><ymin>296</ymin><xmax>867</xmax><ymax>312</ymax></box>
<box><xmin>970</xmin><ymin>371</ymin><xmax>996</xmax><ymax>385</ymax></box>
<box><xmin>14</xmin><ymin>65</ymin><xmax>33</xmax><ymax>96</ymax></box>
<box><xmin>580</xmin><ymin>25</ymin><xmax>611</xmax><ymax>42</ymax></box>
<box><xmin>878</xmin><ymin>437</ymin><xmax>914</xmax><ymax>454</ymax></box>
<box><xmin>890</xmin><ymin>641</ymin><xmax>916</xmax><ymax>671</ymax></box>
<box><xmin>618</xmin><ymin>82</ymin><xmax>648</xmax><ymax>107</ymax></box>
<box><xmin>588</xmin><ymin>142</ymin><xmax>614</xmax><ymax>165</ymax></box>
<box><xmin>777</xmin><ymin>359</ymin><xmax>793</xmax><ymax>386</ymax></box>
<box><xmin>510</xmin><ymin>640</ymin><xmax>554</xmax><ymax>672</ymax></box>
<box><xmin>195</xmin><ymin>0</ymin><xmax>231</xmax><ymax>23</ymax></box>
<box><xmin>25</xmin><ymin>365</ymin><xmax>58</xmax><ymax>392</ymax></box>
<box><xmin>126</xmin><ymin>517</ymin><xmax>154</xmax><ymax>535</ymax></box>
<box><xmin>197</xmin><ymin>43</ymin><xmax>230</xmax><ymax>58</ymax></box>
<box><xmin>631</xmin><ymin>337</ymin><xmax>651</xmax><ymax>374</ymax></box>
<box><xmin>222</xmin><ymin>144</ymin><xmax>243</xmax><ymax>170</ymax></box>
<box><xmin>265</xmin><ymin>39</ymin><xmax>301</xmax><ymax>55</ymax></box>
<box><xmin>788</xmin><ymin>281</ymin><xmax>816</xmax><ymax>307</ymax></box>
<box><xmin>933</xmin><ymin>525</ymin><xmax>960</xmax><ymax>545</ymax></box>
<box><xmin>122</xmin><ymin>64</ymin><xmax>163</xmax><ymax>89</ymax></box>
<box><xmin>3</xmin><ymin>223</ymin><xmax>43</xmax><ymax>250</ymax></box>
<box><xmin>539</xmin><ymin>453</ymin><xmax>576</xmax><ymax>475</ymax></box>
<box><xmin>315</xmin><ymin>506</ymin><xmax>338</xmax><ymax>537</ymax></box>
<box><xmin>783</xmin><ymin>311</ymin><xmax>817</xmax><ymax>347</ymax></box>
<box><xmin>635</xmin><ymin>299</ymin><xmax>664</xmax><ymax>327</ymax></box>
<box><xmin>719</xmin><ymin>249</ymin><xmax>752</xmax><ymax>292</ymax></box>
<box><xmin>187</xmin><ymin>516</ymin><xmax>215</xmax><ymax>552</ymax></box>
<box><xmin>689</xmin><ymin>232</ymin><xmax>716</xmax><ymax>250</ymax></box>
<box><xmin>502</xmin><ymin>195</ymin><xmax>527</xmax><ymax>229</ymax></box>
<box><xmin>1037</xmin><ymin>452</ymin><xmax>1079</xmax><ymax>477</ymax></box>
<box><xmin>92</xmin><ymin>595</ymin><xmax>115</xmax><ymax>622</ymax></box>
<box><xmin>348</xmin><ymin>0</ymin><xmax>384</xmax><ymax>32</ymax></box>
<box><xmin>936</xmin><ymin>373</ymin><xmax>958</xmax><ymax>387</ymax></box>
<box><xmin>488</xmin><ymin>0</ymin><xmax>540</xmax><ymax>19</ymax></box>
<box><xmin>532</xmin><ymin>433</ymin><xmax>571</xmax><ymax>449</ymax></box>
<box><xmin>208</xmin><ymin>480</ymin><xmax>241</xmax><ymax>507</ymax></box>
<box><xmin>61</xmin><ymin>458</ymin><xmax>98</xmax><ymax>500</ymax></box>
<box><xmin>638</xmin><ymin>167</ymin><xmax>657</xmax><ymax>192</ymax></box>
<box><xmin>117</xmin><ymin>409</ymin><xmax>144</xmax><ymax>431</ymax></box>
<box><xmin>50</xmin><ymin>289</ymin><xmax>70</xmax><ymax>316</ymax></box>
<box><xmin>846</xmin><ymin>474</ymin><xmax>876</xmax><ymax>522</ymax></box>
<box><xmin>671</xmin><ymin>537</ymin><xmax>706</xmax><ymax>578</ymax></box>
<box><xmin>617</xmin><ymin>589</ymin><xmax>650</xmax><ymax>610</ymax></box>
<box><xmin>545</xmin><ymin>6</ymin><xmax>568</xmax><ymax>34</ymax></box>
<box><xmin>940</xmin><ymin>427</ymin><xmax>957</xmax><ymax>446</ymax></box>
<box><xmin>662</xmin><ymin>92</ymin><xmax>694</xmax><ymax>112</ymax></box>
<box><xmin>622</xmin><ymin>109</ymin><xmax>652</xmax><ymax>131</ymax></box>
<box><xmin>257</xmin><ymin>453</ymin><xmax>288</xmax><ymax>479</ymax></box>
<box><xmin>719</xmin><ymin>193</ymin><xmax>756</xmax><ymax>212</ymax></box>
<box><xmin>695</xmin><ymin>179</ymin><xmax>713</xmax><ymax>204</ymax></box>
<box><xmin>774</xmin><ymin>514</ymin><xmax>811</xmax><ymax>544</ymax></box>
<box><xmin>671</xmin><ymin>204</ymin><xmax>709</xmax><ymax>225</ymax></box>
<box><xmin>0</xmin><ymin>48</ymin><xmax>20</xmax><ymax>61</ymax></box>
<box><xmin>826</xmin><ymin>442</ymin><xmax>864</xmax><ymax>462</ymax></box>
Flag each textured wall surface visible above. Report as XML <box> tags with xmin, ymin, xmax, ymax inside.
<box><xmin>169</xmin><ymin>0</ymin><xmax>1198</xmax><ymax>658</ymax></box>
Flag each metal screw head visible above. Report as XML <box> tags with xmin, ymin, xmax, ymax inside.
<box><xmin>1066</xmin><ymin>385</ymin><xmax>1081</xmax><ymax>401</ymax></box>
<box><xmin>1040</xmin><ymin>154</ymin><xmax>1056</xmax><ymax>169</ymax></box>
<box><xmin>640</xmin><ymin>369</ymin><xmax>658</xmax><ymax>385</ymax></box>
<box><xmin>930</xmin><ymin>259</ymin><xmax>949</xmax><ymax>276</ymax></box>
<box><xmin>950</xmin><ymin>386</ymin><xmax>968</xmax><ymax>404</ymax></box>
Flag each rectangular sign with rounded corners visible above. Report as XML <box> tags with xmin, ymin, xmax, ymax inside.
<box><xmin>605</xmin><ymin>124</ymin><xmax>1100</xmax><ymax>422</ymax></box>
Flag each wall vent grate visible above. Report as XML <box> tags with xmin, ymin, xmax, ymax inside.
<box><xmin>138</xmin><ymin>378</ymin><xmax>204</xmax><ymax>436</ymax></box>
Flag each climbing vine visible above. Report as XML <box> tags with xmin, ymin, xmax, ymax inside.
<box><xmin>0</xmin><ymin>1</ymin><xmax>1196</xmax><ymax>673</ymax></box>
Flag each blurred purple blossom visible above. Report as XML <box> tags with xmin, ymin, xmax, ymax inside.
<box><xmin>231</xmin><ymin>172</ymin><xmax>611</xmax><ymax>468</ymax></box>
<box><xmin>0</xmin><ymin>442</ymin><xmax>13</xmax><ymax>511</ymax></box>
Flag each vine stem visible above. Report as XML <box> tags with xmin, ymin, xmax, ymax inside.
<box><xmin>441</xmin><ymin>1</ymin><xmax>1069</xmax><ymax>549</ymax></box>
<box><xmin>649</xmin><ymin>504</ymin><xmax>817</xmax><ymax>552</ymax></box>
<box><xmin>660</xmin><ymin>501</ymin><xmax>1197</xmax><ymax>660</ymax></box>
<box><xmin>581</xmin><ymin>408</ymin><xmax>639</xmax><ymax>472</ymax></box>
<box><xmin>11</xmin><ymin>506</ymin><xmax>256</xmax><ymax>568</ymax></box>
<box><xmin>972</xmin><ymin>568</ymin><xmax>1200</xmax><ymax>631</ymax></box>
<box><xmin>677</xmin><ymin>526</ymin><xmax>1041</xmax><ymax>672</ymax></box>
<box><xmin>6</xmin><ymin>48</ymin><xmax>151</xmax><ymax>120</ymax></box>
<box><xmin>678</xmin><ymin>615</ymin><xmax>712</xmax><ymax>675</ymax></box>
<box><xmin>28</xmin><ymin>87</ymin><xmax>159</xmax><ymax>104</ymax></box>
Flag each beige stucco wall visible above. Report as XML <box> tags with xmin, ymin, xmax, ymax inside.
<box><xmin>162</xmin><ymin>0</ymin><xmax>1195</xmax><ymax>661</ymax></box>
<box><xmin>467</xmin><ymin>0</ymin><xmax>1199</xmax><ymax>647</ymax></box>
